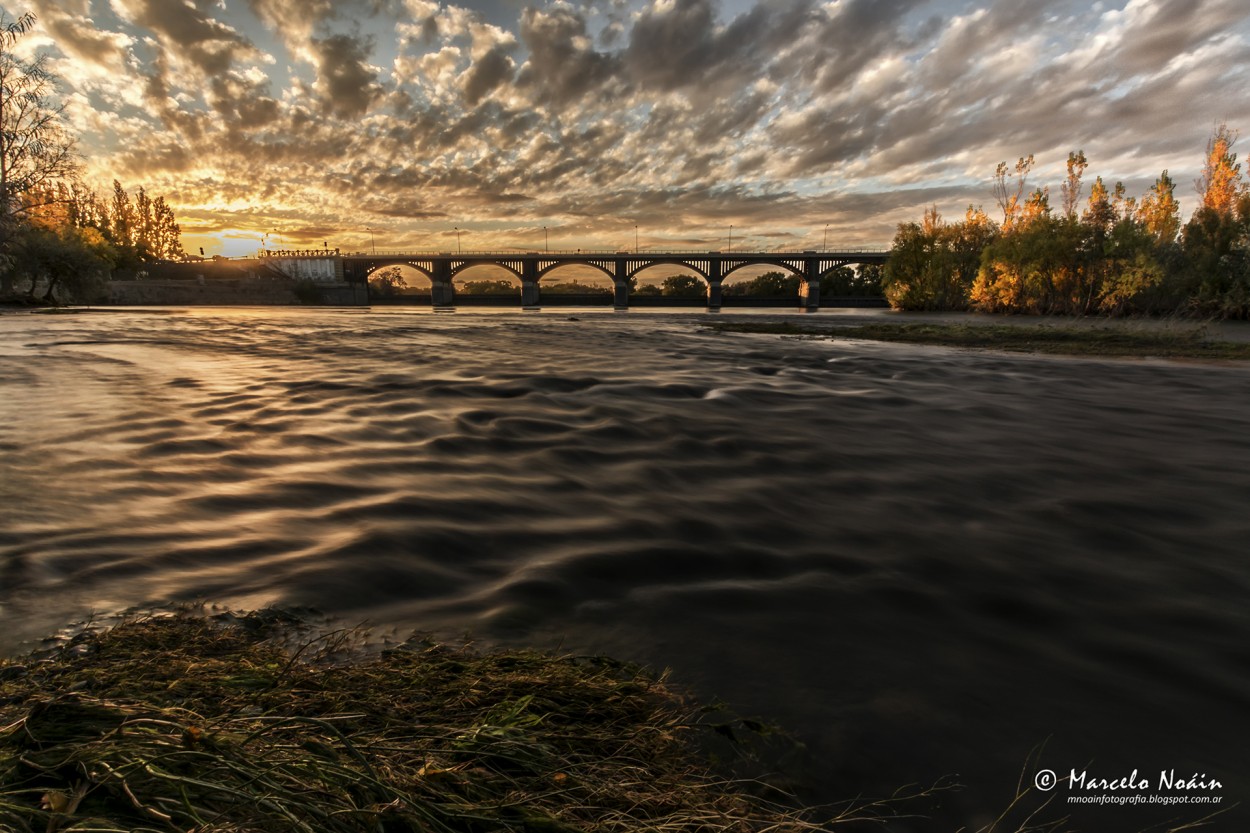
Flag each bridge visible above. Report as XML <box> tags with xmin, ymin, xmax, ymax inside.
<box><xmin>263</xmin><ymin>249</ymin><xmax>890</xmax><ymax>310</ymax></box>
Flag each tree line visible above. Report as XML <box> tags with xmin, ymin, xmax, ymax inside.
<box><xmin>1</xmin><ymin>12</ymin><xmax>185</xmax><ymax>303</ymax></box>
<box><xmin>881</xmin><ymin>125</ymin><xmax>1250</xmax><ymax>318</ymax></box>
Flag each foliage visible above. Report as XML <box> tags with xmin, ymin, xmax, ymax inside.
<box><xmin>542</xmin><ymin>278</ymin><xmax>611</xmax><ymax>295</ymax></box>
<box><xmin>1</xmin><ymin>11</ymin><xmax>77</xmax><ymax>280</ymax></box>
<box><xmin>886</xmin><ymin>128</ymin><xmax>1250</xmax><ymax>317</ymax></box>
<box><xmin>883</xmin><ymin>206</ymin><xmax>998</xmax><ymax>310</ymax></box>
<box><xmin>852</xmin><ymin>262</ymin><xmax>884</xmax><ymax>296</ymax></box>
<box><xmin>660</xmin><ymin>274</ymin><xmax>705</xmax><ymax>297</ymax></box>
<box><xmin>992</xmin><ymin>155</ymin><xmax>1034</xmax><ymax>231</ymax></box>
<box><xmin>971</xmin><ymin>189</ymin><xmax>1167</xmax><ymax>316</ymax></box>
<box><xmin>1136</xmin><ymin>170</ymin><xmax>1180</xmax><ymax>246</ymax></box>
<box><xmin>461</xmin><ymin>278</ymin><xmax>517</xmax><ymax>295</ymax></box>
<box><xmin>1196</xmin><ymin>123</ymin><xmax>1243</xmax><ymax>216</ymax></box>
<box><xmin>724</xmin><ymin>270</ymin><xmax>798</xmax><ymax>297</ymax></box>
<box><xmin>5</xmin><ymin>222</ymin><xmax>115</xmax><ymax>302</ymax></box>
<box><xmin>1179</xmin><ymin>124</ymin><xmax>1250</xmax><ymax>317</ymax></box>
<box><xmin>0</xmin><ymin>11</ymin><xmax>77</xmax><ymax>232</ymax></box>
<box><xmin>367</xmin><ymin>265</ymin><xmax>407</xmax><ymax>297</ymax></box>
<box><xmin>53</xmin><ymin>179</ymin><xmax>185</xmax><ymax>265</ymax></box>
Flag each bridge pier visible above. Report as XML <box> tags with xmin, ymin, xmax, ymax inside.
<box><xmin>613</xmin><ymin>259</ymin><xmax>629</xmax><ymax>310</ymax></box>
<box><xmin>800</xmin><ymin>254</ymin><xmax>821</xmax><ymax>311</ymax></box>
<box><xmin>521</xmin><ymin>260</ymin><xmax>540</xmax><ymax>308</ymax></box>
<box><xmin>432</xmin><ymin>280</ymin><xmax>455</xmax><ymax>308</ymax></box>
<box><xmin>521</xmin><ymin>280</ymin><xmax>541</xmax><ymax>308</ymax></box>
<box><xmin>706</xmin><ymin>256</ymin><xmax>723</xmax><ymax>312</ymax></box>
<box><xmin>431</xmin><ymin>261</ymin><xmax>455</xmax><ymax>308</ymax></box>
<box><xmin>706</xmin><ymin>280</ymin><xmax>723</xmax><ymax>311</ymax></box>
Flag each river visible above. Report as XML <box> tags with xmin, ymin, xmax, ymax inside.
<box><xmin>1</xmin><ymin>306</ymin><xmax>1247</xmax><ymax>832</ymax></box>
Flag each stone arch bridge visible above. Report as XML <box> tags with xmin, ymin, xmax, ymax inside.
<box><xmin>269</xmin><ymin>249</ymin><xmax>889</xmax><ymax>309</ymax></box>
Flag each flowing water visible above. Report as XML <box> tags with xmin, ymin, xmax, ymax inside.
<box><xmin>2</xmin><ymin>307</ymin><xmax>1248</xmax><ymax>832</ymax></box>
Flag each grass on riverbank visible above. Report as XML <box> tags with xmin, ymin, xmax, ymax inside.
<box><xmin>707</xmin><ymin>321</ymin><xmax>1250</xmax><ymax>360</ymax></box>
<box><xmin>0</xmin><ymin>610</ymin><xmax>904</xmax><ymax>833</ymax></box>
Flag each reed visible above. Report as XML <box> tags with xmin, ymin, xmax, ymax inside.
<box><xmin>0</xmin><ymin>610</ymin><xmax>877</xmax><ymax>833</ymax></box>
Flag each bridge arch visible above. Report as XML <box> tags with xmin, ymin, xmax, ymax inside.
<box><xmin>362</xmin><ymin>259</ymin><xmax>435</xmax><ymax>282</ymax></box>
<box><xmin>536</xmin><ymin>260</ymin><xmax>615</xmax><ymax>283</ymax></box>
<box><xmin>722</xmin><ymin>260</ymin><xmax>805</xmax><ymax>282</ymax></box>
<box><xmin>448</xmin><ymin>260</ymin><xmax>523</xmax><ymax>282</ymax></box>
<box><xmin>625</xmin><ymin>258</ymin><xmax>711</xmax><ymax>282</ymax></box>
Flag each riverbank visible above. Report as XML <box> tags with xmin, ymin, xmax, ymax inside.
<box><xmin>0</xmin><ymin>609</ymin><xmax>864</xmax><ymax>833</ymax></box>
<box><xmin>705</xmin><ymin>316</ymin><xmax>1250</xmax><ymax>359</ymax></box>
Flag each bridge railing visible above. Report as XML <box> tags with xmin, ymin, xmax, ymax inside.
<box><xmin>334</xmin><ymin>248</ymin><xmax>890</xmax><ymax>257</ymax></box>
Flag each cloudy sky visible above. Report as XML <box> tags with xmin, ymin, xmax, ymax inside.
<box><xmin>10</xmin><ymin>0</ymin><xmax>1250</xmax><ymax>257</ymax></box>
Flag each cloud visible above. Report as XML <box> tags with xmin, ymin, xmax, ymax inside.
<box><xmin>34</xmin><ymin>6</ymin><xmax>133</xmax><ymax>68</ymax></box>
<box><xmin>26</xmin><ymin>0</ymin><xmax>1250</xmax><ymax>254</ymax></box>
<box><xmin>110</xmin><ymin>0</ymin><xmax>260</xmax><ymax>77</ymax></box>
<box><xmin>515</xmin><ymin>6</ymin><xmax>620</xmax><ymax>106</ymax></box>
<box><xmin>462</xmin><ymin>43</ymin><xmax>515</xmax><ymax>104</ymax></box>
<box><xmin>310</xmin><ymin>33</ymin><xmax>384</xmax><ymax>117</ymax></box>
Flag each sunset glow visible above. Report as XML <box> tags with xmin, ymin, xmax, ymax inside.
<box><xmin>9</xmin><ymin>0</ymin><xmax>1250</xmax><ymax>256</ymax></box>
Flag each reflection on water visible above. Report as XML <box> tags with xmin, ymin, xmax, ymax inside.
<box><xmin>2</xmin><ymin>307</ymin><xmax>1248</xmax><ymax>831</ymax></box>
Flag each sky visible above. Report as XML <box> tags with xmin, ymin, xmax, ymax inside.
<box><xmin>8</xmin><ymin>0</ymin><xmax>1250</xmax><ymax>258</ymax></box>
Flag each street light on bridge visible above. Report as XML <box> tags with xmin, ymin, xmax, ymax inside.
<box><xmin>824</xmin><ymin>223</ymin><xmax>829</xmax><ymax>251</ymax></box>
<box><xmin>454</xmin><ymin>227</ymin><xmax>461</xmax><ymax>255</ymax></box>
<box><xmin>544</xmin><ymin>226</ymin><xmax>548</xmax><ymax>253</ymax></box>
<box><xmin>635</xmin><ymin>223</ymin><xmax>639</xmax><ymax>254</ymax></box>
<box><xmin>366</xmin><ymin>227</ymin><xmax>376</xmax><ymax>255</ymax></box>
<box><xmin>728</xmin><ymin>225</ymin><xmax>733</xmax><ymax>254</ymax></box>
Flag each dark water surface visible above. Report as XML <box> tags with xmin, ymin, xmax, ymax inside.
<box><xmin>2</xmin><ymin>307</ymin><xmax>1248</xmax><ymax>832</ymax></box>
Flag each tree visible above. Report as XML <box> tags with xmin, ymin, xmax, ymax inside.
<box><xmin>1060</xmin><ymin>150</ymin><xmax>1087</xmax><ymax>219</ymax></box>
<box><xmin>134</xmin><ymin>185</ymin><xmax>154</xmax><ymax>259</ymax></box>
<box><xmin>1095</xmin><ymin>218</ymin><xmax>1167</xmax><ymax>315</ymax></box>
<box><xmin>8</xmin><ymin>223</ymin><xmax>116</xmax><ymax>302</ymax></box>
<box><xmin>109</xmin><ymin>180</ymin><xmax>134</xmax><ymax>252</ymax></box>
<box><xmin>543</xmin><ymin>279</ymin><xmax>611</xmax><ymax>295</ymax></box>
<box><xmin>368</xmin><ymin>266</ymin><xmax>408</xmax><ymax>297</ymax></box>
<box><xmin>660</xmin><ymin>274</ymin><xmax>704</xmax><ymax>297</ymax></box>
<box><xmin>882</xmin><ymin>206</ymin><xmax>997</xmax><ymax>311</ymax></box>
<box><xmin>1136</xmin><ymin>171</ymin><xmax>1180</xmax><ymax>246</ymax></box>
<box><xmin>853</xmin><ymin>262</ymin><xmax>884</xmax><ymax>296</ymax></box>
<box><xmin>992</xmin><ymin>155</ymin><xmax>1034</xmax><ymax>230</ymax></box>
<box><xmin>819</xmin><ymin>265</ymin><xmax>856</xmax><ymax>296</ymax></box>
<box><xmin>0</xmin><ymin>13</ymin><xmax>75</xmax><ymax>221</ymax></box>
<box><xmin>1196</xmin><ymin>122</ymin><xmax>1243</xmax><ymax>216</ymax></box>
<box><xmin>1</xmin><ymin>11</ymin><xmax>78</xmax><ymax>281</ymax></box>
<box><xmin>1083</xmin><ymin>177</ymin><xmax>1115</xmax><ymax>238</ymax></box>
<box><xmin>152</xmin><ymin>196</ymin><xmax>185</xmax><ymax>259</ymax></box>
<box><xmin>461</xmin><ymin>279</ymin><xmax>517</xmax><ymax>295</ymax></box>
<box><xmin>1182</xmin><ymin>124</ymin><xmax>1250</xmax><ymax>316</ymax></box>
<box><xmin>726</xmin><ymin>270</ymin><xmax>797</xmax><ymax>297</ymax></box>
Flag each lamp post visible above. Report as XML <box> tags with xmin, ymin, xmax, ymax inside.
<box><xmin>366</xmin><ymin>227</ymin><xmax>376</xmax><ymax>255</ymax></box>
<box><xmin>544</xmin><ymin>226</ymin><xmax>548</xmax><ymax>253</ymax></box>
<box><xmin>454</xmin><ymin>227</ymin><xmax>461</xmax><ymax>255</ymax></box>
<box><xmin>728</xmin><ymin>225</ymin><xmax>733</xmax><ymax>254</ymax></box>
<box><xmin>635</xmin><ymin>224</ymin><xmax>639</xmax><ymax>254</ymax></box>
<box><xmin>823</xmin><ymin>223</ymin><xmax>829</xmax><ymax>251</ymax></box>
